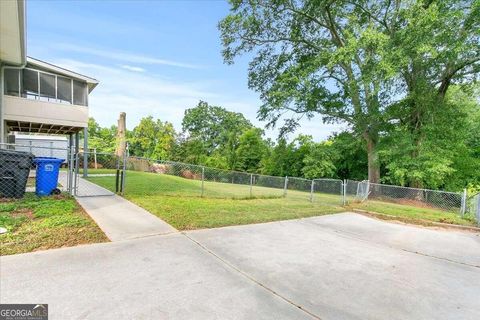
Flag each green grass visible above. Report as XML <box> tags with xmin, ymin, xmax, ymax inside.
<box><xmin>133</xmin><ymin>196</ymin><xmax>342</xmax><ymax>230</ymax></box>
<box><xmin>85</xmin><ymin>170</ymin><xmax>477</xmax><ymax>229</ymax></box>
<box><xmin>0</xmin><ymin>193</ymin><xmax>108</xmax><ymax>255</ymax></box>
<box><xmin>348</xmin><ymin>200</ymin><xmax>478</xmax><ymax>226</ymax></box>
<box><xmin>86</xmin><ymin>170</ymin><xmax>344</xmax><ymax>230</ymax></box>
<box><xmin>79</xmin><ymin>168</ymin><xmax>119</xmax><ymax>175</ymax></box>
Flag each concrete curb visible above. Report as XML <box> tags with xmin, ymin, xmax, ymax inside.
<box><xmin>352</xmin><ymin>209</ymin><xmax>480</xmax><ymax>233</ymax></box>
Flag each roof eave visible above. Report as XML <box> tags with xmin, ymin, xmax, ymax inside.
<box><xmin>26</xmin><ymin>56</ymin><xmax>99</xmax><ymax>92</ymax></box>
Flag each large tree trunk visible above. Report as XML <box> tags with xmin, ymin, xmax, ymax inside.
<box><xmin>363</xmin><ymin>131</ymin><xmax>380</xmax><ymax>183</ymax></box>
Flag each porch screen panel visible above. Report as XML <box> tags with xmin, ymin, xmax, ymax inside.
<box><xmin>4</xmin><ymin>69</ymin><xmax>20</xmax><ymax>96</ymax></box>
<box><xmin>22</xmin><ymin>69</ymin><xmax>39</xmax><ymax>98</ymax></box>
<box><xmin>57</xmin><ymin>76</ymin><xmax>72</xmax><ymax>104</ymax></box>
<box><xmin>73</xmin><ymin>80</ymin><xmax>87</xmax><ymax>106</ymax></box>
<box><xmin>39</xmin><ymin>72</ymin><xmax>56</xmax><ymax>100</ymax></box>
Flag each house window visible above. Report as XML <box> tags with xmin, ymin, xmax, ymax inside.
<box><xmin>39</xmin><ymin>72</ymin><xmax>56</xmax><ymax>101</ymax></box>
<box><xmin>57</xmin><ymin>76</ymin><xmax>72</xmax><ymax>104</ymax></box>
<box><xmin>22</xmin><ymin>69</ymin><xmax>39</xmax><ymax>99</ymax></box>
<box><xmin>4</xmin><ymin>69</ymin><xmax>20</xmax><ymax>96</ymax></box>
<box><xmin>4</xmin><ymin>67</ymin><xmax>89</xmax><ymax>106</ymax></box>
<box><xmin>73</xmin><ymin>80</ymin><xmax>87</xmax><ymax>106</ymax></box>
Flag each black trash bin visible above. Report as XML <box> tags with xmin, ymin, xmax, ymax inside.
<box><xmin>0</xmin><ymin>149</ymin><xmax>34</xmax><ymax>198</ymax></box>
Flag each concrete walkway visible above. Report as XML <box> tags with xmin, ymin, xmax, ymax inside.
<box><xmin>66</xmin><ymin>174</ymin><xmax>177</xmax><ymax>241</ymax></box>
<box><xmin>76</xmin><ymin>194</ymin><xmax>177</xmax><ymax>241</ymax></box>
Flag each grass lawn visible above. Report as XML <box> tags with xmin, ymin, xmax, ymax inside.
<box><xmin>0</xmin><ymin>193</ymin><xmax>108</xmax><ymax>255</ymax></box>
<box><xmin>348</xmin><ymin>200</ymin><xmax>478</xmax><ymax>226</ymax></box>
<box><xmin>85</xmin><ymin>169</ymin><xmax>477</xmax><ymax>229</ymax></box>
<box><xmin>79</xmin><ymin>168</ymin><xmax>119</xmax><ymax>175</ymax></box>
<box><xmin>86</xmin><ymin>170</ymin><xmax>344</xmax><ymax>230</ymax></box>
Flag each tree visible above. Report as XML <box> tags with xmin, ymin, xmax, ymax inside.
<box><xmin>219</xmin><ymin>0</ymin><xmax>480</xmax><ymax>183</ymax></box>
<box><xmin>86</xmin><ymin>117</ymin><xmax>117</xmax><ymax>153</ymax></box>
<box><xmin>261</xmin><ymin>135</ymin><xmax>314</xmax><ymax>177</ymax></box>
<box><xmin>219</xmin><ymin>0</ymin><xmax>400</xmax><ymax>183</ymax></box>
<box><xmin>383</xmin><ymin>1</ymin><xmax>480</xmax><ymax>187</ymax></box>
<box><xmin>130</xmin><ymin>116</ymin><xmax>176</xmax><ymax>160</ymax></box>
<box><xmin>302</xmin><ymin>141</ymin><xmax>336</xmax><ymax>179</ymax></box>
<box><xmin>182</xmin><ymin>101</ymin><xmax>253</xmax><ymax>169</ymax></box>
<box><xmin>235</xmin><ymin>128</ymin><xmax>267</xmax><ymax>172</ymax></box>
<box><xmin>261</xmin><ymin>138</ymin><xmax>291</xmax><ymax>176</ymax></box>
<box><xmin>329</xmin><ymin>131</ymin><xmax>368</xmax><ymax>180</ymax></box>
<box><xmin>288</xmin><ymin>135</ymin><xmax>316</xmax><ymax>177</ymax></box>
<box><xmin>380</xmin><ymin>85</ymin><xmax>480</xmax><ymax>189</ymax></box>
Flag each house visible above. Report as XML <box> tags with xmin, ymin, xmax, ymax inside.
<box><xmin>0</xmin><ymin>0</ymin><xmax>98</xmax><ymax>153</ymax></box>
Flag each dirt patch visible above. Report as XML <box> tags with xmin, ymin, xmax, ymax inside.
<box><xmin>371</xmin><ymin>196</ymin><xmax>449</xmax><ymax>211</ymax></box>
<box><xmin>181</xmin><ymin>170</ymin><xmax>201</xmax><ymax>180</ymax></box>
<box><xmin>10</xmin><ymin>208</ymin><xmax>34</xmax><ymax>220</ymax></box>
<box><xmin>50</xmin><ymin>194</ymin><xmax>70</xmax><ymax>200</ymax></box>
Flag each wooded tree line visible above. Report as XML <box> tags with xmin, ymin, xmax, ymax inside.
<box><xmin>87</xmin><ymin>91</ymin><xmax>479</xmax><ymax>192</ymax></box>
<box><xmin>219</xmin><ymin>0</ymin><xmax>480</xmax><ymax>188</ymax></box>
<box><xmin>87</xmin><ymin>0</ymin><xmax>480</xmax><ymax>193</ymax></box>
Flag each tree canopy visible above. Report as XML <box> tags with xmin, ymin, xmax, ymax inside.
<box><xmin>84</xmin><ymin>0</ymin><xmax>480</xmax><ymax>193</ymax></box>
<box><xmin>87</xmin><ymin>90</ymin><xmax>479</xmax><ymax>192</ymax></box>
<box><xmin>219</xmin><ymin>0</ymin><xmax>480</xmax><ymax>183</ymax></box>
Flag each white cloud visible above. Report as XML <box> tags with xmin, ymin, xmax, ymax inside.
<box><xmin>55</xmin><ymin>43</ymin><xmax>203</xmax><ymax>69</ymax></box>
<box><xmin>48</xmin><ymin>58</ymin><xmax>343</xmax><ymax>142</ymax></box>
<box><xmin>52</xmin><ymin>59</ymin><xmax>215</xmax><ymax>130</ymax></box>
<box><xmin>120</xmin><ymin>65</ymin><xmax>145</xmax><ymax>73</ymax></box>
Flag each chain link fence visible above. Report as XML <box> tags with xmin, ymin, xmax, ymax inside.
<box><xmin>0</xmin><ymin>144</ymin><xmax>120</xmax><ymax>198</ymax></box>
<box><xmin>123</xmin><ymin>157</ymin><xmax>343</xmax><ymax>202</ymax></box>
<box><xmin>313</xmin><ymin>179</ymin><xmax>345</xmax><ymax>205</ymax></box>
<box><xmin>1</xmin><ymin>143</ymin><xmax>478</xmax><ymax>225</ymax></box>
<box><xmin>75</xmin><ymin>151</ymin><xmax>119</xmax><ymax>197</ymax></box>
<box><xmin>344</xmin><ymin>180</ymin><xmax>369</xmax><ymax>203</ymax></box>
<box><xmin>466</xmin><ymin>193</ymin><xmax>480</xmax><ymax>222</ymax></box>
<box><xmin>370</xmin><ymin>182</ymin><xmax>463</xmax><ymax>213</ymax></box>
<box><xmin>113</xmin><ymin>155</ymin><xmax>478</xmax><ymax>223</ymax></box>
<box><xmin>0</xmin><ymin>143</ymin><xmax>72</xmax><ymax>197</ymax></box>
<box><xmin>345</xmin><ymin>180</ymin><xmax>465</xmax><ymax>214</ymax></box>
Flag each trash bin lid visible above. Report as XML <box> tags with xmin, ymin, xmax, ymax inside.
<box><xmin>0</xmin><ymin>149</ymin><xmax>34</xmax><ymax>158</ymax></box>
<box><xmin>33</xmin><ymin>157</ymin><xmax>65</xmax><ymax>163</ymax></box>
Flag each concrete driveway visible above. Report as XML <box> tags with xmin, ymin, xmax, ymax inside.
<box><xmin>1</xmin><ymin>212</ymin><xmax>479</xmax><ymax>319</ymax></box>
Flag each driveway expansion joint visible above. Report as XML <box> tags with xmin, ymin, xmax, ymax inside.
<box><xmin>182</xmin><ymin>232</ymin><xmax>323</xmax><ymax>320</ymax></box>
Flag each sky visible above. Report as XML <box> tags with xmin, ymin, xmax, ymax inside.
<box><xmin>26</xmin><ymin>0</ymin><xmax>344</xmax><ymax>141</ymax></box>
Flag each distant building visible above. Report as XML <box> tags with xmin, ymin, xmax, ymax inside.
<box><xmin>8</xmin><ymin>133</ymin><xmax>68</xmax><ymax>160</ymax></box>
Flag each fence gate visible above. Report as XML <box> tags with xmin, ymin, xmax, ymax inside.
<box><xmin>72</xmin><ymin>151</ymin><xmax>123</xmax><ymax>197</ymax></box>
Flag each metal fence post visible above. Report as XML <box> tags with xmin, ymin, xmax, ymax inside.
<box><xmin>460</xmin><ymin>188</ymin><xmax>467</xmax><ymax>216</ymax></box>
<box><xmin>121</xmin><ymin>145</ymin><xmax>127</xmax><ymax>195</ymax></box>
<box><xmin>475</xmin><ymin>194</ymin><xmax>480</xmax><ymax>226</ymax></box>
<box><xmin>66</xmin><ymin>147</ymin><xmax>70</xmax><ymax>194</ymax></box>
<box><xmin>365</xmin><ymin>181</ymin><xmax>370</xmax><ymax>202</ymax></box>
<box><xmin>250</xmin><ymin>173</ymin><xmax>253</xmax><ymax>198</ymax></box>
<box><xmin>343</xmin><ymin>179</ymin><xmax>347</xmax><ymax>206</ymax></box>
<box><xmin>83</xmin><ymin>127</ymin><xmax>88</xmax><ymax>178</ymax></box>
<box><xmin>201</xmin><ymin>166</ymin><xmax>205</xmax><ymax>197</ymax></box>
<box><xmin>67</xmin><ymin>147</ymin><xmax>73</xmax><ymax>195</ymax></box>
<box><xmin>310</xmin><ymin>180</ymin><xmax>315</xmax><ymax>202</ymax></box>
<box><xmin>74</xmin><ymin>152</ymin><xmax>79</xmax><ymax>196</ymax></box>
<box><xmin>94</xmin><ymin>148</ymin><xmax>98</xmax><ymax>169</ymax></box>
<box><xmin>283</xmin><ymin>176</ymin><xmax>288</xmax><ymax>197</ymax></box>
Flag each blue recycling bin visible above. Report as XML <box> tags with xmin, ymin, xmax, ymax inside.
<box><xmin>33</xmin><ymin>157</ymin><xmax>65</xmax><ymax>196</ymax></box>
